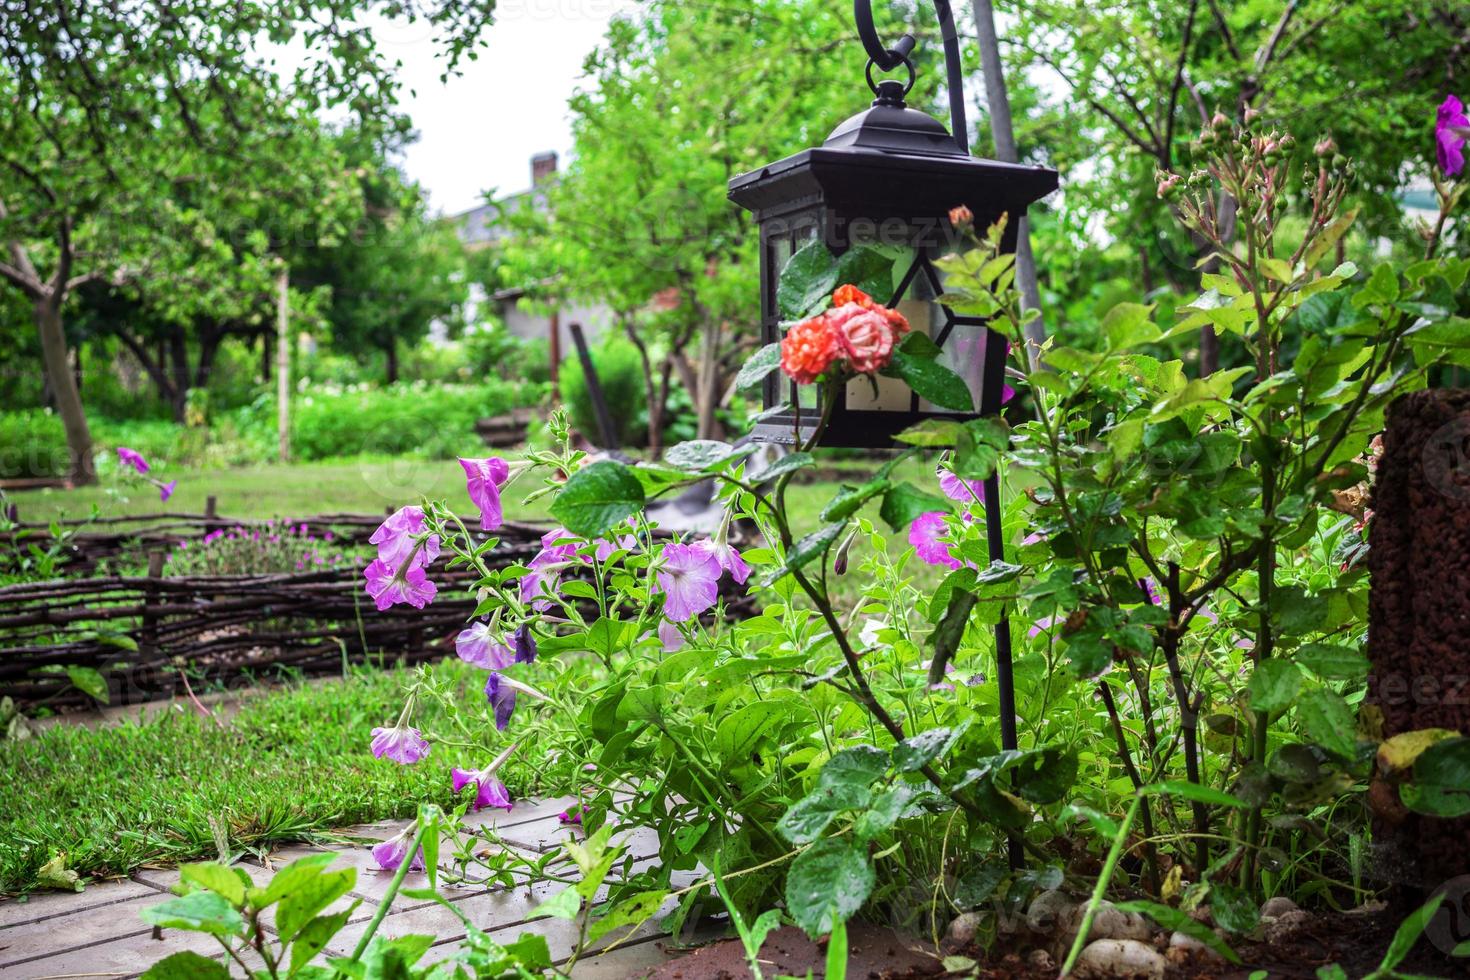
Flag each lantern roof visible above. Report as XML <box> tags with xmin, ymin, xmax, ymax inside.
<box><xmin>729</xmin><ymin>83</ymin><xmax>1057</xmax><ymax>220</ymax></box>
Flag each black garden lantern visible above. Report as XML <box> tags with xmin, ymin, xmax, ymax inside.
<box><xmin>728</xmin><ymin>0</ymin><xmax>1057</xmax><ymax>450</ymax></box>
<box><xmin>729</xmin><ymin>1</ymin><xmax>1057</xmax><ymax>866</ymax></box>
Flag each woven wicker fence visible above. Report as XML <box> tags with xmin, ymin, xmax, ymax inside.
<box><xmin>1</xmin><ymin>506</ymin><xmax>754</xmax><ymax>711</ymax></box>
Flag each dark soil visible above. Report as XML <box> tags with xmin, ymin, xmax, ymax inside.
<box><xmin>646</xmin><ymin>904</ymin><xmax>1465</xmax><ymax>979</ymax></box>
<box><xmin>644</xmin><ymin>924</ymin><xmax>944</xmax><ymax>980</ymax></box>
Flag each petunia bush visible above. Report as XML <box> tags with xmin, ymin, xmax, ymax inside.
<box><xmin>147</xmin><ymin>104</ymin><xmax>1469</xmax><ymax>974</ymax></box>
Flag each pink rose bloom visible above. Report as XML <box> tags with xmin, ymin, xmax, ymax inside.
<box><xmin>656</xmin><ymin>543</ymin><xmax>722</xmax><ymax>622</ymax></box>
<box><xmin>370</xmin><ymin>506</ymin><xmax>440</xmax><ymax>569</ymax></box>
<box><xmin>909</xmin><ymin>511</ymin><xmax>961</xmax><ymax>570</ymax></box>
<box><xmin>371</xmin><ymin>825</ymin><xmax>426</xmax><ymax>872</ymax></box>
<box><xmin>364</xmin><ymin>558</ymin><xmax>437</xmax><ymax>611</ymax></box>
<box><xmin>828</xmin><ymin>302</ymin><xmax>898</xmax><ymax>375</ymax></box>
<box><xmin>452</xmin><ymin>765</ymin><xmax>514</xmax><ymax>811</ymax></box>
<box><xmin>1437</xmin><ymin>94</ymin><xmax>1468</xmax><ymax>176</ymax></box>
<box><xmin>370</xmin><ymin>724</ymin><xmax>430</xmax><ymax>764</ymax></box>
<box><xmin>459</xmin><ymin>457</ymin><xmax>511</xmax><ymax>531</ymax></box>
<box><xmin>116</xmin><ymin>447</ymin><xmax>149</xmax><ymax>474</ymax></box>
<box><xmin>456</xmin><ymin>620</ymin><xmax>513</xmax><ymax>669</ymax></box>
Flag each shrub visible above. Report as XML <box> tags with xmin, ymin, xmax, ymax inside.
<box><xmin>162</xmin><ymin>521</ymin><xmax>368</xmax><ymax>576</ymax></box>
<box><xmin>557</xmin><ymin>334</ymin><xmax>648</xmax><ymax>446</ymax></box>
<box><xmin>289</xmin><ymin>379</ymin><xmax>547</xmax><ymax>461</ymax></box>
<box><xmin>0</xmin><ymin>410</ymin><xmax>68</xmax><ymax>479</ymax></box>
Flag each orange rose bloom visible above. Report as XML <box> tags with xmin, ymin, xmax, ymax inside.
<box><xmin>780</xmin><ymin>314</ymin><xmax>839</xmax><ymax>384</ymax></box>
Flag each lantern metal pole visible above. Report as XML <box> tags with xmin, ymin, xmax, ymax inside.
<box><xmin>853</xmin><ymin>0</ymin><xmax>970</xmax><ymax>154</ymax></box>
<box><xmin>983</xmin><ymin>469</ymin><xmax>1022</xmax><ymax>868</ymax></box>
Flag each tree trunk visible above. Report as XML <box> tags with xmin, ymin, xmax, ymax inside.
<box><xmin>622</xmin><ymin>317</ymin><xmax>661</xmax><ymax>457</ymax></box>
<box><xmin>972</xmin><ymin>0</ymin><xmax>1046</xmax><ymax>368</ymax></box>
<box><xmin>260</xmin><ymin>331</ymin><xmax>272</xmax><ymax>382</ymax></box>
<box><xmin>384</xmin><ymin>340</ymin><xmax>399</xmax><ymax>384</ymax></box>
<box><xmin>194</xmin><ymin>328</ymin><xmax>221</xmax><ymax>391</ymax></box>
<box><xmin>34</xmin><ymin>298</ymin><xmax>96</xmax><ymax>484</ymax></box>
<box><xmin>695</xmin><ymin>316</ymin><xmax>722</xmax><ymax>440</ymax></box>
<box><xmin>168</xmin><ymin>328</ymin><xmax>190</xmax><ymax>424</ymax></box>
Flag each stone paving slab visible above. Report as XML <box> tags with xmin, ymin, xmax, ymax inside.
<box><xmin>0</xmin><ymin>798</ymin><xmax>697</xmax><ymax>979</ymax></box>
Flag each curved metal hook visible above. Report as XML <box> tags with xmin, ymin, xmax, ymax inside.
<box><xmin>851</xmin><ymin>0</ymin><xmax>970</xmax><ymax>154</ymax></box>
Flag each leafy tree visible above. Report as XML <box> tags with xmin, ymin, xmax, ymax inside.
<box><xmin>0</xmin><ymin>0</ymin><xmax>497</xmax><ymax>482</ymax></box>
<box><xmin>1005</xmin><ymin>0</ymin><xmax>1467</xmax><ymax>371</ymax></box>
<box><xmin>492</xmin><ymin>0</ymin><xmax>936</xmax><ymax>452</ymax></box>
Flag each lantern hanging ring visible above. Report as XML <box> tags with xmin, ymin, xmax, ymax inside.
<box><xmin>852</xmin><ymin>0</ymin><xmax>970</xmax><ymax>155</ymax></box>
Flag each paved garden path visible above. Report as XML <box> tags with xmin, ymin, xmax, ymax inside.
<box><xmin>0</xmin><ymin>795</ymin><xmax>696</xmax><ymax>979</ymax></box>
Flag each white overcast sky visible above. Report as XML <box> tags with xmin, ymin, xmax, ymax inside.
<box><xmin>368</xmin><ymin>0</ymin><xmax>634</xmax><ymax>216</ymax></box>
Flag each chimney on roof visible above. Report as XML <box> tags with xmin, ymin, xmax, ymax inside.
<box><xmin>531</xmin><ymin>152</ymin><xmax>558</xmax><ymax>186</ymax></box>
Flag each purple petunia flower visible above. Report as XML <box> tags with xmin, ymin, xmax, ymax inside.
<box><xmin>459</xmin><ymin>457</ymin><xmax>511</xmax><ymax>531</ymax></box>
<box><xmin>655</xmin><ymin>543</ymin><xmax>722</xmax><ymax>622</ymax></box>
<box><xmin>658</xmin><ymin>620</ymin><xmax>686</xmax><ymax>652</ymax></box>
<box><xmin>371</xmin><ymin>825</ymin><xmax>426</xmax><ymax>872</ymax></box>
<box><xmin>591</xmin><ymin>533</ymin><xmax>638</xmax><ymax>562</ymax></box>
<box><xmin>1028</xmin><ymin>615</ymin><xmax>1058</xmax><ymax>639</ymax></box>
<box><xmin>520</xmin><ymin>529</ymin><xmax>578</xmax><ymax>611</ymax></box>
<box><xmin>159</xmin><ymin>480</ymin><xmax>177</xmax><ymax>502</ymax></box>
<box><xmin>513</xmin><ymin>624</ymin><xmax>537</xmax><ymax>664</ymax></box>
<box><xmin>1002</xmin><ymin>383</ymin><xmax>1018</xmax><ymax>404</ymax></box>
<box><xmin>909</xmin><ymin>511</ymin><xmax>961</xmax><ymax>570</ymax></box>
<box><xmin>1437</xmin><ymin>95</ymin><xmax>1469</xmax><ymax>176</ymax></box>
<box><xmin>938</xmin><ymin>465</ymin><xmax>985</xmax><ymax>504</ymax></box>
<box><xmin>485</xmin><ymin>672</ymin><xmax>516</xmax><ymax>730</ymax></box>
<box><xmin>694</xmin><ymin>538</ymin><xmax>750</xmax><ymax>586</ymax></box>
<box><xmin>116</xmin><ymin>447</ymin><xmax>149</xmax><ymax>474</ymax></box>
<box><xmin>370</xmin><ymin>506</ymin><xmax>440</xmax><ymax>569</ymax></box>
<box><xmin>370</xmin><ymin>724</ymin><xmax>430</xmax><ymax>764</ymax></box>
<box><xmin>456</xmin><ymin>620</ymin><xmax>514</xmax><ymax>669</ymax></box>
<box><xmin>1141</xmin><ymin>578</ymin><xmax>1162</xmax><ymax>606</ymax></box>
<box><xmin>364</xmin><ymin>558</ymin><xmax>437</xmax><ymax>611</ymax></box>
<box><xmin>451</xmin><ymin>766</ymin><xmax>514</xmax><ymax>812</ymax></box>
<box><xmin>558</xmin><ymin>805</ymin><xmax>582</xmax><ymax>826</ymax></box>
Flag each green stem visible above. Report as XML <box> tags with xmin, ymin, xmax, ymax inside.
<box><xmin>347</xmin><ymin>820</ymin><xmax>429</xmax><ymax>964</ymax></box>
<box><xmin>1059</xmin><ymin>796</ymin><xmax>1142</xmax><ymax>977</ymax></box>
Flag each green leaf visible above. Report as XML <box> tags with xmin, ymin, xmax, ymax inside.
<box><xmin>588</xmin><ymin>889</ymin><xmax>669</xmax><ymax>943</ymax></box>
<box><xmin>142</xmin><ymin>951</ymin><xmax>233</xmax><ymax>979</ymax></box>
<box><xmin>818</xmin><ymin>745</ymin><xmax>890</xmax><ymax>789</ymax></box>
<box><xmin>716</xmin><ymin>701</ymin><xmax>789</xmax><ymax>763</ymax></box>
<box><xmin>779</xmin><ymin>240</ymin><xmax>839</xmax><ymax>319</ymax></box>
<box><xmin>1115</xmin><ymin>901</ymin><xmax>1241</xmax><ymax>964</ymax></box>
<box><xmin>759</xmin><ymin>522</ymin><xmax>845</xmax><ymax>587</ymax></box>
<box><xmin>1210</xmin><ymin>882</ymin><xmax>1259</xmax><ymax>934</ymax></box>
<box><xmin>1295</xmin><ymin>689</ymin><xmax>1359</xmax><ymax>759</ymax></box>
<box><xmin>821</xmin><ymin>480</ymin><xmax>890</xmax><ymax>522</ymax></box>
<box><xmin>758</xmin><ymin>451</ymin><xmax>815</xmax><ymax>482</ymax></box>
<box><xmin>277</xmin><ymin>867</ymin><xmax>355</xmax><ymax>943</ymax></box>
<box><xmin>65</xmin><ymin>665</ymin><xmax>109</xmax><ymax>704</ymax></box>
<box><xmin>1139</xmin><ymin>780</ymin><xmax>1250</xmax><ymax>808</ymax></box>
<box><xmin>1354</xmin><ymin>263</ymin><xmax>1400</xmax><ymax>308</ymax></box>
<box><xmin>1402</xmin><ymin>738</ymin><xmax>1470</xmax><ymax>818</ymax></box>
<box><xmin>532</xmin><ymin>886</ymin><xmax>582</xmax><ymax>919</ymax></box>
<box><xmin>664</xmin><ymin>440</ymin><xmax>756</xmax><ymax>472</ymax></box>
<box><xmin>140</xmin><ymin>891</ymin><xmax>246</xmax><ymax>937</ymax></box>
<box><xmin>778</xmin><ymin>783</ymin><xmax>871</xmax><ymax>845</ymax></box>
<box><xmin>834</xmin><ymin>245</ymin><xmax>899</xmax><ymax>304</ymax></box>
<box><xmin>879</xmin><ymin>482</ymin><xmax>952</xmax><ymax>533</ymax></box>
<box><xmin>953</xmin><ymin>860</ymin><xmax>1007</xmax><ymax>909</ymax></box>
<box><xmin>1247</xmin><ymin>660</ymin><xmax>1303</xmax><ymax>713</ymax></box>
<box><xmin>735</xmin><ymin>343</ymin><xmax>782</xmax><ymax>391</ymax></box>
<box><xmin>1101</xmin><ymin>302</ymin><xmax>1160</xmax><ymax>349</ymax></box>
<box><xmin>853</xmin><ymin>784</ymin><xmax>914</xmax><ymax>840</ymax></box>
<box><xmin>180</xmin><ymin>862</ymin><xmax>246</xmax><ymax>906</ymax></box>
<box><xmin>881</xmin><ymin>351</ymin><xmax>974</xmax><ymax>412</ymax></box>
<box><xmin>893</xmin><ymin>723</ymin><xmax>971</xmax><ymax>773</ymax></box>
<box><xmin>784</xmin><ymin>838</ymin><xmax>874</xmax><ymax>937</ymax></box>
<box><xmin>1293</xmin><ymin>643</ymin><xmax>1369</xmax><ymax>681</ymax></box>
<box><xmin>894</xmin><ymin>419</ymin><xmax>964</xmax><ymax>447</ymax></box>
<box><xmin>291</xmin><ymin>908</ymin><xmax>355</xmax><ymax>975</ymax></box>
<box><xmin>251</xmin><ymin>852</ymin><xmax>338</xmax><ymax>909</ymax></box>
<box><xmin>1378</xmin><ymin>894</ymin><xmax>1445</xmax><ymax>973</ymax></box>
<box><xmin>549</xmin><ymin>461</ymin><xmax>645</xmax><ymax>538</ymax></box>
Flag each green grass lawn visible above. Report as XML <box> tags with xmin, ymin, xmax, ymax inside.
<box><xmin>0</xmin><ymin>660</ymin><xmax>552</xmax><ymax>896</ymax></box>
<box><xmin>0</xmin><ymin>451</ymin><xmax>952</xmax><ymax>896</ymax></box>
